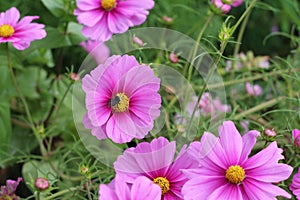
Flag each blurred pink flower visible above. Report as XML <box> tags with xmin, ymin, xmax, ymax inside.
<box><xmin>182</xmin><ymin>121</ymin><xmax>292</xmax><ymax>199</ymax></box>
<box><xmin>211</xmin><ymin>0</ymin><xmax>232</xmax><ymax>14</ymax></box>
<box><xmin>290</xmin><ymin>167</ymin><xmax>300</xmax><ymax>199</ymax></box>
<box><xmin>292</xmin><ymin>129</ymin><xmax>300</xmax><ymax>149</ymax></box>
<box><xmin>74</xmin><ymin>0</ymin><xmax>154</xmax><ymax>41</ymax></box>
<box><xmin>133</xmin><ymin>36</ymin><xmax>144</xmax><ymax>47</ymax></box>
<box><xmin>80</xmin><ymin>39</ymin><xmax>110</xmax><ymax>64</ymax></box>
<box><xmin>0</xmin><ymin>177</ymin><xmax>22</xmax><ymax>200</ymax></box>
<box><xmin>240</xmin><ymin>120</ymin><xmax>249</xmax><ymax>132</ymax></box>
<box><xmin>82</xmin><ymin>55</ymin><xmax>161</xmax><ymax>143</ymax></box>
<box><xmin>169</xmin><ymin>52</ymin><xmax>179</xmax><ymax>63</ymax></box>
<box><xmin>114</xmin><ymin>137</ymin><xmax>198</xmax><ymax>199</ymax></box>
<box><xmin>264</xmin><ymin>129</ymin><xmax>276</xmax><ymax>137</ymax></box>
<box><xmin>211</xmin><ymin>0</ymin><xmax>243</xmax><ymax>14</ymax></box>
<box><xmin>0</xmin><ymin>7</ymin><xmax>46</xmax><ymax>50</ymax></box>
<box><xmin>199</xmin><ymin>92</ymin><xmax>231</xmax><ymax>116</ymax></box>
<box><xmin>99</xmin><ymin>175</ymin><xmax>161</xmax><ymax>200</ymax></box>
<box><xmin>245</xmin><ymin>82</ymin><xmax>262</xmax><ymax>96</ymax></box>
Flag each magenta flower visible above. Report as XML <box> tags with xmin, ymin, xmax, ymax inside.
<box><xmin>211</xmin><ymin>0</ymin><xmax>243</xmax><ymax>14</ymax></box>
<box><xmin>182</xmin><ymin>121</ymin><xmax>292</xmax><ymax>199</ymax></box>
<box><xmin>99</xmin><ymin>175</ymin><xmax>161</xmax><ymax>200</ymax></box>
<box><xmin>80</xmin><ymin>39</ymin><xmax>110</xmax><ymax>64</ymax></box>
<box><xmin>198</xmin><ymin>92</ymin><xmax>231</xmax><ymax>116</ymax></box>
<box><xmin>0</xmin><ymin>7</ymin><xmax>46</xmax><ymax>50</ymax></box>
<box><xmin>245</xmin><ymin>82</ymin><xmax>262</xmax><ymax>96</ymax></box>
<box><xmin>114</xmin><ymin>137</ymin><xmax>198</xmax><ymax>199</ymax></box>
<box><xmin>290</xmin><ymin>167</ymin><xmax>300</xmax><ymax>199</ymax></box>
<box><xmin>82</xmin><ymin>55</ymin><xmax>161</xmax><ymax>143</ymax></box>
<box><xmin>0</xmin><ymin>177</ymin><xmax>22</xmax><ymax>200</ymax></box>
<box><xmin>74</xmin><ymin>0</ymin><xmax>155</xmax><ymax>42</ymax></box>
<box><xmin>292</xmin><ymin>129</ymin><xmax>300</xmax><ymax>149</ymax></box>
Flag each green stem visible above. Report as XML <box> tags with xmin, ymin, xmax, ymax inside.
<box><xmin>198</xmin><ymin>69</ymin><xmax>287</xmax><ymax>90</ymax></box>
<box><xmin>186</xmin><ymin>0</ymin><xmax>257</xmax><ymax>132</ymax></box>
<box><xmin>234</xmin><ymin>96</ymin><xmax>284</xmax><ymax>120</ymax></box>
<box><xmin>6</xmin><ymin>43</ymin><xmax>35</xmax><ymax>132</ymax></box>
<box><xmin>44</xmin><ymin>187</ymin><xmax>79</xmax><ymax>200</ymax></box>
<box><xmin>186</xmin><ymin>14</ymin><xmax>214</xmax><ymax>82</ymax></box>
<box><xmin>54</xmin><ymin>82</ymin><xmax>73</xmax><ymax>118</ymax></box>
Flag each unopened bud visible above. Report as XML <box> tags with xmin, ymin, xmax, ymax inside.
<box><xmin>35</xmin><ymin>178</ymin><xmax>50</xmax><ymax>191</ymax></box>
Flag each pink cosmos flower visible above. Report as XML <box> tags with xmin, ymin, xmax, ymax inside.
<box><xmin>292</xmin><ymin>129</ymin><xmax>300</xmax><ymax>149</ymax></box>
<box><xmin>211</xmin><ymin>0</ymin><xmax>243</xmax><ymax>14</ymax></box>
<box><xmin>74</xmin><ymin>0</ymin><xmax>155</xmax><ymax>42</ymax></box>
<box><xmin>114</xmin><ymin>137</ymin><xmax>198</xmax><ymax>199</ymax></box>
<box><xmin>182</xmin><ymin>121</ymin><xmax>293</xmax><ymax>199</ymax></box>
<box><xmin>290</xmin><ymin>167</ymin><xmax>300</xmax><ymax>199</ymax></box>
<box><xmin>245</xmin><ymin>82</ymin><xmax>262</xmax><ymax>96</ymax></box>
<box><xmin>99</xmin><ymin>175</ymin><xmax>161</xmax><ymax>200</ymax></box>
<box><xmin>0</xmin><ymin>177</ymin><xmax>22</xmax><ymax>200</ymax></box>
<box><xmin>0</xmin><ymin>7</ymin><xmax>46</xmax><ymax>50</ymax></box>
<box><xmin>82</xmin><ymin>55</ymin><xmax>161</xmax><ymax>143</ymax></box>
<box><xmin>80</xmin><ymin>39</ymin><xmax>110</xmax><ymax>64</ymax></box>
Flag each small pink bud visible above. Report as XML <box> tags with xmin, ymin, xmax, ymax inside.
<box><xmin>169</xmin><ymin>52</ymin><xmax>179</xmax><ymax>63</ymax></box>
<box><xmin>70</xmin><ymin>73</ymin><xmax>80</xmax><ymax>81</ymax></box>
<box><xmin>35</xmin><ymin>178</ymin><xmax>50</xmax><ymax>191</ymax></box>
<box><xmin>264</xmin><ymin>129</ymin><xmax>276</xmax><ymax>137</ymax></box>
<box><xmin>162</xmin><ymin>16</ymin><xmax>173</xmax><ymax>23</ymax></box>
<box><xmin>133</xmin><ymin>36</ymin><xmax>144</xmax><ymax>47</ymax></box>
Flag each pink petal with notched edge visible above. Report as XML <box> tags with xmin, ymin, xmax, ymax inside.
<box><xmin>76</xmin><ymin>0</ymin><xmax>100</xmax><ymax>11</ymax></box>
<box><xmin>114</xmin><ymin>137</ymin><xmax>176</xmax><ymax>175</ymax></box>
<box><xmin>242</xmin><ymin>178</ymin><xmax>291</xmax><ymax>199</ymax></box>
<box><xmin>77</xmin><ymin>9</ymin><xmax>104</xmax><ymax>27</ymax></box>
<box><xmin>243</xmin><ymin>142</ymin><xmax>284</xmax><ymax>170</ymax></box>
<box><xmin>218</xmin><ymin>121</ymin><xmax>243</xmax><ymax>165</ymax></box>
<box><xmin>107</xmin><ymin>12</ymin><xmax>133</xmax><ymax>33</ymax></box>
<box><xmin>0</xmin><ymin>7</ymin><xmax>20</xmax><ymax>25</ymax></box>
<box><xmin>239</xmin><ymin>130</ymin><xmax>260</xmax><ymax>164</ymax></box>
<box><xmin>106</xmin><ymin>113</ymin><xmax>136</xmax><ymax>143</ymax></box>
<box><xmin>207</xmin><ymin>183</ymin><xmax>242</xmax><ymax>200</ymax></box>
<box><xmin>98</xmin><ymin>184</ymin><xmax>119</xmax><ymax>200</ymax></box>
<box><xmin>182</xmin><ymin>174</ymin><xmax>226</xmax><ymax>199</ymax></box>
<box><xmin>246</xmin><ymin>163</ymin><xmax>292</xmax><ymax>183</ymax></box>
<box><xmin>82</xmin><ymin>16</ymin><xmax>112</xmax><ymax>41</ymax></box>
<box><xmin>131</xmin><ymin>176</ymin><xmax>161</xmax><ymax>200</ymax></box>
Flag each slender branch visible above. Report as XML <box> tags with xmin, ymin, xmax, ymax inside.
<box><xmin>234</xmin><ymin>96</ymin><xmax>284</xmax><ymax>120</ymax></box>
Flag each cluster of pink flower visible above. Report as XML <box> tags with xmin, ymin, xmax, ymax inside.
<box><xmin>97</xmin><ymin>122</ymin><xmax>300</xmax><ymax>199</ymax></box>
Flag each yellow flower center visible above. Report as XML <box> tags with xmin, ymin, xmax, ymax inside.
<box><xmin>226</xmin><ymin>165</ymin><xmax>245</xmax><ymax>184</ymax></box>
<box><xmin>0</xmin><ymin>24</ymin><xmax>14</xmax><ymax>38</ymax></box>
<box><xmin>101</xmin><ymin>0</ymin><xmax>116</xmax><ymax>11</ymax></box>
<box><xmin>109</xmin><ymin>93</ymin><xmax>129</xmax><ymax>113</ymax></box>
<box><xmin>153</xmin><ymin>177</ymin><xmax>170</xmax><ymax>195</ymax></box>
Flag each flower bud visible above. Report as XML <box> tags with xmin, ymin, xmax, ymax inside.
<box><xmin>35</xmin><ymin>178</ymin><xmax>50</xmax><ymax>191</ymax></box>
<box><xmin>264</xmin><ymin>129</ymin><xmax>276</xmax><ymax>137</ymax></box>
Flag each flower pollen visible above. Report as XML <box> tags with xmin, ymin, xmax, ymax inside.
<box><xmin>226</xmin><ymin>165</ymin><xmax>245</xmax><ymax>184</ymax></box>
<box><xmin>0</xmin><ymin>24</ymin><xmax>14</xmax><ymax>38</ymax></box>
<box><xmin>109</xmin><ymin>93</ymin><xmax>129</xmax><ymax>113</ymax></box>
<box><xmin>101</xmin><ymin>0</ymin><xmax>116</xmax><ymax>11</ymax></box>
<box><xmin>153</xmin><ymin>177</ymin><xmax>170</xmax><ymax>194</ymax></box>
